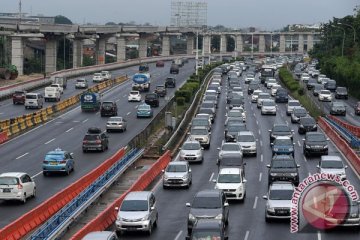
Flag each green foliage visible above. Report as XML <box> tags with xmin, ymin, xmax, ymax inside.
<box><xmin>82</xmin><ymin>56</ymin><xmax>95</xmax><ymax>67</ymax></box>
<box><xmin>54</xmin><ymin>15</ymin><xmax>73</xmax><ymax>24</ymax></box>
<box><xmin>175</xmin><ymin>90</ymin><xmax>192</xmax><ymax>102</ymax></box>
<box><xmin>176</xmin><ymin>97</ymin><xmax>185</xmax><ymax>106</ymax></box>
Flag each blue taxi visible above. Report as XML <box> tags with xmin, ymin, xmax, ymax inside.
<box><xmin>43</xmin><ymin>148</ymin><xmax>75</xmax><ymax>176</ymax></box>
<box><xmin>136</xmin><ymin>103</ymin><xmax>153</xmax><ymax>118</ymax></box>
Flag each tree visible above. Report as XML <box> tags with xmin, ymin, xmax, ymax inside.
<box><xmin>54</xmin><ymin>15</ymin><xmax>73</xmax><ymax>25</ymax></box>
<box><xmin>105</xmin><ymin>22</ymin><xmax>117</xmax><ymax>25</ymax></box>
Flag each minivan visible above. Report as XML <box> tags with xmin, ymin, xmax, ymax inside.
<box><xmin>115</xmin><ymin>191</ymin><xmax>158</xmax><ymax>235</ymax></box>
<box><xmin>25</xmin><ymin>93</ymin><xmax>44</xmax><ymax>109</ymax></box>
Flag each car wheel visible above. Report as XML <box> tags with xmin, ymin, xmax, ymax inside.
<box><xmin>32</xmin><ymin>188</ymin><xmax>36</xmax><ymax>198</ymax></box>
<box><xmin>43</xmin><ymin>171</ymin><xmax>48</xmax><ymax>176</ymax></box>
<box><xmin>265</xmin><ymin>216</ymin><xmax>270</xmax><ymax>223</ymax></box>
<box><xmin>66</xmin><ymin>168</ymin><xmax>70</xmax><ymax>176</ymax></box>
<box><xmin>22</xmin><ymin>193</ymin><xmax>27</xmax><ymax>204</ymax></box>
<box><xmin>147</xmin><ymin>223</ymin><xmax>152</xmax><ymax>235</ymax></box>
<box><xmin>83</xmin><ymin>149</ymin><xmax>87</xmax><ymax>153</ymax></box>
<box><xmin>107</xmin><ymin>129</ymin><xmax>110</xmax><ymax>133</ymax></box>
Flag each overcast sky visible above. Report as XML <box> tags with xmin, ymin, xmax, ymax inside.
<box><xmin>2</xmin><ymin>0</ymin><xmax>358</xmax><ymax>30</ymax></box>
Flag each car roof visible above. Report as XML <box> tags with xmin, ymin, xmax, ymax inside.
<box><xmin>168</xmin><ymin>161</ymin><xmax>188</xmax><ymax>166</ymax></box>
<box><xmin>0</xmin><ymin>172</ymin><xmax>27</xmax><ymax>178</ymax></box>
<box><xmin>183</xmin><ymin>140</ymin><xmax>201</xmax><ymax>145</ymax></box>
<box><xmin>193</xmin><ymin>219</ymin><xmax>223</xmax><ymax>230</ymax></box>
<box><xmin>270</xmin><ymin>181</ymin><xmax>294</xmax><ymax>190</ymax></box>
<box><xmin>195</xmin><ymin>189</ymin><xmax>221</xmax><ymax>198</ymax></box>
<box><xmin>274</xmin><ymin>136</ymin><xmax>292</xmax><ymax>140</ymax></box>
<box><xmin>191</xmin><ymin>126</ymin><xmax>208</xmax><ymax>130</ymax></box>
<box><xmin>125</xmin><ymin>191</ymin><xmax>152</xmax><ymax>200</ymax></box>
<box><xmin>238</xmin><ymin>131</ymin><xmax>254</xmax><ymax>136</ymax></box>
<box><xmin>82</xmin><ymin>231</ymin><xmax>115</xmax><ymax>240</ymax></box>
<box><xmin>218</xmin><ymin>167</ymin><xmax>242</xmax><ymax>175</ymax></box>
<box><xmin>321</xmin><ymin>155</ymin><xmax>342</xmax><ymax>162</ymax></box>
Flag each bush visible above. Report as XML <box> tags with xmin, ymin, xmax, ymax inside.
<box><xmin>297</xmin><ymin>87</ymin><xmax>305</xmax><ymax>96</ymax></box>
<box><xmin>176</xmin><ymin>97</ymin><xmax>185</xmax><ymax>106</ymax></box>
<box><xmin>175</xmin><ymin>89</ymin><xmax>192</xmax><ymax>102</ymax></box>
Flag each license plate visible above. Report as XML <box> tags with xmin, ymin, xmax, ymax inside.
<box><xmin>3</xmin><ymin>189</ymin><xmax>11</xmax><ymax>193</ymax></box>
<box><xmin>50</xmin><ymin>162</ymin><xmax>58</xmax><ymax>165</ymax></box>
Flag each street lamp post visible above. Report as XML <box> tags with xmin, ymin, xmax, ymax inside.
<box><xmin>195</xmin><ymin>30</ymin><xmax>199</xmax><ymax>75</ymax></box>
<box><xmin>335</xmin><ymin>27</ymin><xmax>346</xmax><ymax>57</ymax></box>
<box><xmin>338</xmin><ymin>23</ymin><xmax>356</xmax><ymax>44</ymax></box>
<box><xmin>251</xmin><ymin>33</ymin><xmax>254</xmax><ymax>59</ymax></box>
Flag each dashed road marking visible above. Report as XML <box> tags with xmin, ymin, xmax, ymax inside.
<box><xmin>174</xmin><ymin>231</ymin><xmax>183</xmax><ymax>240</ymax></box>
<box><xmin>253</xmin><ymin>196</ymin><xmax>258</xmax><ymax>209</ymax></box>
<box><xmin>209</xmin><ymin>172</ymin><xmax>214</xmax><ymax>182</ymax></box>
<box><xmin>127</xmin><ymin>112</ymin><xmax>131</xmax><ymax>115</ymax></box>
<box><xmin>16</xmin><ymin>152</ymin><xmax>29</xmax><ymax>159</ymax></box>
<box><xmin>82</xmin><ymin>119</ymin><xmax>89</xmax><ymax>123</ymax></box>
<box><xmin>32</xmin><ymin>171</ymin><xmax>43</xmax><ymax>178</ymax></box>
<box><xmin>259</xmin><ymin>172</ymin><xmax>262</xmax><ymax>182</ymax></box>
<box><xmin>66</xmin><ymin>127</ymin><xmax>73</xmax><ymax>133</ymax></box>
<box><xmin>298</xmin><ymin>141</ymin><xmax>301</xmax><ymax>147</ymax></box>
<box><xmin>73</xmin><ymin>120</ymin><xmax>80</xmax><ymax>123</ymax></box>
<box><xmin>244</xmin><ymin>230</ymin><xmax>250</xmax><ymax>240</ymax></box>
<box><xmin>261</xmin><ymin>154</ymin><xmax>263</xmax><ymax>162</ymax></box>
<box><xmin>45</xmin><ymin>138</ymin><xmax>55</xmax><ymax>144</ymax></box>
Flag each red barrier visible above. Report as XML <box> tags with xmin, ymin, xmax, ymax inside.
<box><xmin>70</xmin><ymin>150</ymin><xmax>172</xmax><ymax>240</ymax></box>
<box><xmin>328</xmin><ymin>115</ymin><xmax>360</xmax><ymax>138</ymax></box>
<box><xmin>0</xmin><ymin>131</ymin><xmax>8</xmax><ymax>144</ymax></box>
<box><xmin>318</xmin><ymin>117</ymin><xmax>360</xmax><ymax>175</ymax></box>
<box><xmin>0</xmin><ymin>148</ymin><xmax>126</xmax><ymax>240</ymax></box>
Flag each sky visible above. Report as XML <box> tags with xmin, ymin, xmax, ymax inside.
<box><xmin>1</xmin><ymin>0</ymin><xmax>358</xmax><ymax>30</ymax></box>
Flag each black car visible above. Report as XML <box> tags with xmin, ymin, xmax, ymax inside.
<box><xmin>100</xmin><ymin>101</ymin><xmax>118</xmax><ymax>117</ymax></box>
<box><xmin>267</xmin><ymin>155</ymin><xmax>300</xmax><ymax>186</ymax></box>
<box><xmin>303</xmin><ymin>132</ymin><xmax>329</xmax><ymax>157</ymax></box>
<box><xmin>313</xmin><ymin>84</ymin><xmax>324</xmax><ymax>96</ymax></box>
<box><xmin>291</xmin><ymin>107</ymin><xmax>308</xmax><ymax>123</ymax></box>
<box><xmin>82</xmin><ymin>127</ymin><xmax>109</xmax><ymax>152</ymax></box>
<box><xmin>330</xmin><ymin>101</ymin><xmax>346</xmax><ymax>116</ymax></box>
<box><xmin>275</xmin><ymin>88</ymin><xmax>288</xmax><ymax>103</ymax></box>
<box><xmin>145</xmin><ymin>93</ymin><xmax>159</xmax><ymax>107</ymax></box>
<box><xmin>170</xmin><ymin>63</ymin><xmax>179</xmax><ymax>74</ymax></box>
<box><xmin>335</xmin><ymin>87</ymin><xmax>348</xmax><ymax>99</ymax></box>
<box><xmin>324</xmin><ymin>79</ymin><xmax>337</xmax><ymax>92</ymax></box>
<box><xmin>165</xmin><ymin>77</ymin><xmax>176</xmax><ymax>88</ymax></box>
<box><xmin>186</xmin><ymin>219</ymin><xmax>228</xmax><ymax>240</ymax></box>
<box><xmin>306</xmin><ymin>79</ymin><xmax>317</xmax><ymax>90</ymax></box>
<box><xmin>139</xmin><ymin>63</ymin><xmax>149</xmax><ymax>72</ymax></box>
<box><xmin>269</xmin><ymin>124</ymin><xmax>293</xmax><ymax>143</ymax></box>
<box><xmin>298</xmin><ymin>116</ymin><xmax>317</xmax><ymax>134</ymax></box>
<box><xmin>154</xmin><ymin>85</ymin><xmax>167</xmax><ymax>97</ymax></box>
<box><xmin>228</xmin><ymin>98</ymin><xmax>244</xmax><ymax>109</ymax></box>
<box><xmin>224</xmin><ymin>123</ymin><xmax>247</xmax><ymax>142</ymax></box>
<box><xmin>186</xmin><ymin>189</ymin><xmax>229</xmax><ymax>234</ymax></box>
<box><xmin>247</xmin><ymin>82</ymin><xmax>259</xmax><ymax>95</ymax></box>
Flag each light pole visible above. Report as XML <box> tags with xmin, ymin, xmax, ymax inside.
<box><xmin>195</xmin><ymin>30</ymin><xmax>199</xmax><ymax>75</ymax></box>
<box><xmin>251</xmin><ymin>33</ymin><xmax>254</xmax><ymax>59</ymax></box>
<box><xmin>338</xmin><ymin>23</ymin><xmax>356</xmax><ymax>44</ymax></box>
<box><xmin>335</xmin><ymin>26</ymin><xmax>346</xmax><ymax>57</ymax></box>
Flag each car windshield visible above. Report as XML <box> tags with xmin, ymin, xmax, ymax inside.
<box><xmin>191</xmin><ymin>231</ymin><xmax>221</xmax><ymax>239</ymax></box>
<box><xmin>231</xmin><ymin>98</ymin><xmax>243</xmax><ymax>104</ymax></box>
<box><xmin>274</xmin><ymin>139</ymin><xmax>292</xmax><ymax>145</ymax></box>
<box><xmin>199</xmin><ymin>108</ymin><xmax>213</xmax><ymax>115</ymax></box>
<box><xmin>102</xmin><ymin>102</ymin><xmax>114</xmax><ymax>107</ymax></box>
<box><xmin>183</xmin><ymin>143</ymin><xmax>200</xmax><ymax>150</ymax></box>
<box><xmin>191</xmin><ymin>129</ymin><xmax>208</xmax><ymax>135</ymax></box>
<box><xmin>45</xmin><ymin>154</ymin><xmax>64</xmax><ymax>161</ymax></box>
<box><xmin>238</xmin><ymin>135</ymin><xmax>255</xmax><ymax>142</ymax></box>
<box><xmin>192</xmin><ymin>119</ymin><xmax>208</xmax><ymax>126</ymax></box>
<box><xmin>84</xmin><ymin>135</ymin><xmax>100</xmax><ymax>140</ymax></box>
<box><xmin>314</xmin><ymin>85</ymin><xmax>324</xmax><ymax>90</ymax></box>
<box><xmin>138</xmin><ymin>105</ymin><xmax>150</xmax><ymax>111</ymax></box>
<box><xmin>258</xmin><ymin>94</ymin><xmax>270</xmax><ymax>99</ymax></box>
<box><xmin>320</xmin><ymin>90</ymin><xmax>330</xmax><ymax>94</ymax></box>
<box><xmin>294</xmin><ymin>108</ymin><xmax>307</xmax><ymax>115</ymax></box>
<box><xmin>130</xmin><ymin>91</ymin><xmax>139</xmax><ymax>95</ymax></box>
<box><xmin>0</xmin><ymin>177</ymin><xmax>19</xmax><ymax>185</ymax></box>
<box><xmin>337</xmin><ymin>87</ymin><xmax>346</xmax><ymax>93</ymax></box>
<box><xmin>201</xmin><ymin>103</ymin><xmax>214</xmax><ymax>108</ymax></box>
<box><xmin>272</xmin><ymin>159</ymin><xmax>296</xmax><ymax>168</ymax></box>
<box><xmin>77</xmin><ymin>79</ymin><xmax>86</xmax><ymax>83</ymax></box>
<box><xmin>227</xmin><ymin>119</ymin><xmax>243</xmax><ymax>125</ymax></box>
<box><xmin>273</xmin><ymin>125</ymin><xmax>291</xmax><ymax>132</ymax></box>
<box><xmin>228</xmin><ymin>111</ymin><xmax>242</xmax><ymax>117</ymax></box>
<box><xmin>288</xmin><ymin>101</ymin><xmax>300</xmax><ymax>107</ymax></box>
<box><xmin>109</xmin><ymin>117</ymin><xmax>123</xmax><ymax>122</ymax></box>
<box><xmin>166</xmin><ymin>164</ymin><xmax>187</xmax><ymax>172</ymax></box>
<box><xmin>218</xmin><ymin>173</ymin><xmax>241</xmax><ymax>183</ymax></box>
<box><xmin>120</xmin><ymin>200</ymin><xmax>148</xmax><ymax>211</ymax></box>
<box><xmin>262</xmin><ymin>101</ymin><xmax>275</xmax><ymax>106</ymax></box>
<box><xmin>227</xmin><ymin>125</ymin><xmax>246</xmax><ymax>132</ymax></box>
<box><xmin>308</xmin><ymin>134</ymin><xmax>326</xmax><ymax>142</ymax></box>
<box><xmin>146</xmin><ymin>94</ymin><xmax>157</xmax><ymax>99</ymax></box>
<box><xmin>332</xmin><ymin>102</ymin><xmax>344</xmax><ymax>107</ymax></box>
<box><xmin>205</xmin><ymin>95</ymin><xmax>216</xmax><ymax>101</ymax></box>
<box><xmin>26</xmin><ymin>95</ymin><xmax>37</xmax><ymax>99</ymax></box>
<box><xmin>269</xmin><ymin>189</ymin><xmax>293</xmax><ymax>200</ymax></box>
<box><xmin>222</xmin><ymin>144</ymin><xmax>240</xmax><ymax>151</ymax></box>
<box><xmin>94</xmin><ymin>73</ymin><xmax>101</xmax><ymax>77</ymax></box>
<box><xmin>192</xmin><ymin>197</ymin><xmax>221</xmax><ymax>208</ymax></box>
<box><xmin>300</xmin><ymin>118</ymin><xmax>315</xmax><ymax>125</ymax></box>
<box><xmin>322</xmin><ymin>160</ymin><xmax>343</xmax><ymax>168</ymax></box>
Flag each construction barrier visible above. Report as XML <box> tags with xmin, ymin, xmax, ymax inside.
<box><xmin>0</xmin><ymin>148</ymin><xmax>126</xmax><ymax>240</ymax></box>
<box><xmin>328</xmin><ymin>115</ymin><xmax>360</xmax><ymax>138</ymax></box>
<box><xmin>318</xmin><ymin>117</ymin><xmax>360</xmax><ymax>175</ymax></box>
<box><xmin>0</xmin><ymin>131</ymin><xmax>8</xmax><ymax>144</ymax></box>
<box><xmin>70</xmin><ymin>150</ymin><xmax>172</xmax><ymax>240</ymax></box>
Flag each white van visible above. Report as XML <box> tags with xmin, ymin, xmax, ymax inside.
<box><xmin>25</xmin><ymin>93</ymin><xmax>44</xmax><ymax>109</ymax></box>
<box><xmin>44</xmin><ymin>86</ymin><xmax>61</xmax><ymax>102</ymax></box>
<box><xmin>213</xmin><ymin>167</ymin><xmax>246</xmax><ymax>201</ymax></box>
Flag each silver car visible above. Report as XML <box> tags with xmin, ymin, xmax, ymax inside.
<box><xmin>263</xmin><ymin>182</ymin><xmax>294</xmax><ymax>222</ymax></box>
<box><xmin>189</xmin><ymin>126</ymin><xmax>211</xmax><ymax>149</ymax></box>
<box><xmin>317</xmin><ymin>155</ymin><xmax>347</xmax><ymax>180</ymax></box>
<box><xmin>75</xmin><ymin>78</ymin><xmax>88</xmax><ymax>89</ymax></box>
<box><xmin>261</xmin><ymin>99</ymin><xmax>277</xmax><ymax>115</ymax></box>
<box><xmin>162</xmin><ymin>161</ymin><xmax>192</xmax><ymax>188</ymax></box>
<box><xmin>179</xmin><ymin>140</ymin><xmax>204</xmax><ymax>162</ymax></box>
<box><xmin>82</xmin><ymin>231</ymin><xmax>118</xmax><ymax>240</ymax></box>
<box><xmin>218</xmin><ymin>142</ymin><xmax>243</xmax><ymax>160</ymax></box>
<box><xmin>106</xmin><ymin>117</ymin><xmax>127</xmax><ymax>132</ymax></box>
<box><xmin>236</xmin><ymin>131</ymin><xmax>257</xmax><ymax>156</ymax></box>
<box><xmin>115</xmin><ymin>191</ymin><xmax>158</xmax><ymax>235</ymax></box>
<box><xmin>286</xmin><ymin>100</ymin><xmax>301</xmax><ymax>116</ymax></box>
<box><xmin>257</xmin><ymin>92</ymin><xmax>271</xmax><ymax>108</ymax></box>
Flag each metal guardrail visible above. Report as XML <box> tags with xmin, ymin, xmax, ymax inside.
<box><xmin>29</xmin><ymin>148</ymin><xmax>144</xmax><ymax>240</ymax></box>
<box><xmin>323</xmin><ymin>116</ymin><xmax>360</xmax><ymax>148</ymax></box>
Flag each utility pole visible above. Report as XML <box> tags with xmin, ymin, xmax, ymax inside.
<box><xmin>18</xmin><ymin>0</ymin><xmax>22</xmax><ymax>23</ymax></box>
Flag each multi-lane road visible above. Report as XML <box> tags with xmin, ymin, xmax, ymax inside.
<box><xmin>0</xmin><ymin>60</ymin><xmax>197</xmax><ymax>228</ymax></box>
<box><xmin>113</xmin><ymin>69</ymin><xmax>360</xmax><ymax>240</ymax></box>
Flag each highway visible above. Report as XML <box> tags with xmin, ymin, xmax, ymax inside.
<box><xmin>0</xmin><ymin>60</ymin><xmax>196</xmax><ymax>228</ymax></box>
<box><xmin>113</xmin><ymin>69</ymin><xmax>360</xmax><ymax>240</ymax></box>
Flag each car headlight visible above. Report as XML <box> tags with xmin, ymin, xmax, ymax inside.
<box><xmin>289</xmin><ymin>147</ymin><xmax>294</xmax><ymax>152</ymax></box>
<box><xmin>214</xmin><ymin>185</ymin><xmax>219</xmax><ymax>189</ymax></box>
<box><xmin>305</xmin><ymin>145</ymin><xmax>311</xmax><ymax>149</ymax></box>
<box><xmin>350</xmin><ymin>213</ymin><xmax>358</xmax><ymax>218</ymax></box>
<box><xmin>163</xmin><ymin>175</ymin><xmax>169</xmax><ymax>180</ymax></box>
<box><xmin>323</xmin><ymin>145</ymin><xmax>328</xmax><ymax>149</ymax></box>
<box><xmin>273</xmin><ymin>147</ymin><xmax>279</xmax><ymax>151</ymax></box>
<box><xmin>215</xmin><ymin>213</ymin><xmax>223</xmax><ymax>220</ymax></box>
<box><xmin>182</xmin><ymin>175</ymin><xmax>189</xmax><ymax>180</ymax></box>
<box><xmin>290</xmin><ymin>173</ymin><xmax>298</xmax><ymax>177</ymax></box>
<box><xmin>141</xmin><ymin>214</ymin><xmax>150</xmax><ymax>221</ymax></box>
<box><xmin>267</xmin><ymin>207</ymin><xmax>275</xmax><ymax>213</ymax></box>
<box><xmin>299</xmin><ymin>125</ymin><xmax>304</xmax><ymax>128</ymax></box>
<box><xmin>189</xmin><ymin>213</ymin><xmax>196</xmax><ymax>221</ymax></box>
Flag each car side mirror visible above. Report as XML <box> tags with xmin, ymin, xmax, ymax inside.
<box><xmin>189</xmin><ymin>169</ymin><xmax>192</xmax><ymax>173</ymax></box>
<box><xmin>115</xmin><ymin>207</ymin><xmax>119</xmax><ymax>211</ymax></box>
<box><xmin>263</xmin><ymin>195</ymin><xmax>268</xmax><ymax>200</ymax></box>
<box><xmin>268</xmin><ymin>130</ymin><xmax>271</xmax><ymax>132</ymax></box>
<box><xmin>150</xmin><ymin>206</ymin><xmax>155</xmax><ymax>211</ymax></box>
<box><xmin>201</xmin><ymin>147</ymin><xmax>204</xmax><ymax>150</ymax></box>
<box><xmin>186</xmin><ymin>203</ymin><xmax>191</xmax><ymax>207</ymax></box>
<box><xmin>270</xmin><ymin>143</ymin><xmax>274</xmax><ymax>146</ymax></box>
<box><xmin>293</xmin><ymin>143</ymin><xmax>295</xmax><ymax>145</ymax></box>
<box><xmin>224</xmin><ymin>202</ymin><xmax>229</xmax><ymax>207</ymax></box>
<box><xmin>161</xmin><ymin>169</ymin><xmax>165</xmax><ymax>173</ymax></box>
<box><xmin>266</xmin><ymin>164</ymin><xmax>270</xmax><ymax>168</ymax></box>
<box><xmin>302</xmin><ymin>139</ymin><xmax>305</xmax><ymax>141</ymax></box>
<box><xmin>243</xmin><ymin>179</ymin><xmax>247</xmax><ymax>183</ymax></box>
<box><xmin>212</xmin><ymin>179</ymin><xmax>217</xmax><ymax>183</ymax></box>
<box><xmin>291</xmin><ymin>130</ymin><xmax>294</xmax><ymax>132</ymax></box>
<box><xmin>297</xmin><ymin>165</ymin><xmax>300</xmax><ymax>168</ymax></box>
<box><xmin>217</xmin><ymin>147</ymin><xmax>220</xmax><ymax>150</ymax></box>
<box><xmin>316</xmin><ymin>165</ymin><xmax>320</xmax><ymax>168</ymax></box>
<box><xmin>326</xmin><ymin>138</ymin><xmax>330</xmax><ymax>141</ymax></box>
<box><xmin>345</xmin><ymin>165</ymin><xmax>348</xmax><ymax>169</ymax></box>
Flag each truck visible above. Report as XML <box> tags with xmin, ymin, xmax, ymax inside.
<box><xmin>80</xmin><ymin>91</ymin><xmax>101</xmax><ymax>112</ymax></box>
<box><xmin>52</xmin><ymin>76</ymin><xmax>67</xmax><ymax>89</ymax></box>
<box><xmin>44</xmin><ymin>86</ymin><xmax>61</xmax><ymax>102</ymax></box>
<box><xmin>132</xmin><ymin>73</ymin><xmax>151</xmax><ymax>92</ymax></box>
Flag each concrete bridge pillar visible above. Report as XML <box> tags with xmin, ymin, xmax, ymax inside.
<box><xmin>162</xmin><ymin>35</ymin><xmax>170</xmax><ymax>56</ymax></box>
<box><xmin>95</xmin><ymin>37</ymin><xmax>106</xmax><ymax>65</ymax></box>
<box><xmin>259</xmin><ymin>34</ymin><xmax>265</xmax><ymax>53</ymax></box>
<box><xmin>138</xmin><ymin>36</ymin><xmax>148</xmax><ymax>58</ymax></box>
<box><xmin>45</xmin><ymin>38</ymin><xmax>57</xmax><ymax>74</ymax></box>
<box><xmin>187</xmin><ymin>35</ymin><xmax>194</xmax><ymax>55</ymax></box>
<box><xmin>307</xmin><ymin>34</ymin><xmax>314</xmax><ymax>52</ymax></box>
<box><xmin>72</xmin><ymin>39</ymin><xmax>83</xmax><ymax>68</ymax></box>
<box><xmin>235</xmin><ymin>34</ymin><xmax>243</xmax><ymax>53</ymax></box>
<box><xmin>279</xmin><ymin>34</ymin><xmax>286</xmax><ymax>53</ymax></box>
<box><xmin>116</xmin><ymin>36</ymin><xmax>126</xmax><ymax>61</ymax></box>
<box><xmin>298</xmin><ymin>34</ymin><xmax>304</xmax><ymax>53</ymax></box>
<box><xmin>220</xmin><ymin>34</ymin><xmax>227</xmax><ymax>53</ymax></box>
<box><xmin>11</xmin><ymin>36</ymin><xmax>24</xmax><ymax>75</ymax></box>
<box><xmin>203</xmin><ymin>35</ymin><xmax>211</xmax><ymax>54</ymax></box>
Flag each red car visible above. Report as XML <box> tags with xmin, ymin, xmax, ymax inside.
<box><xmin>156</xmin><ymin>60</ymin><xmax>165</xmax><ymax>67</ymax></box>
<box><xmin>355</xmin><ymin>102</ymin><xmax>360</xmax><ymax>115</ymax></box>
<box><xmin>12</xmin><ymin>90</ymin><xmax>27</xmax><ymax>104</ymax></box>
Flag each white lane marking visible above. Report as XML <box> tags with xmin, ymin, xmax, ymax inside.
<box><xmin>261</xmin><ymin>154</ymin><xmax>263</xmax><ymax>162</ymax></box>
<box><xmin>258</xmin><ymin>129</ymin><xmax>261</xmax><ymax>135</ymax></box>
<box><xmin>0</xmin><ymin>113</ymin><xmax>3</xmax><ymax>115</ymax></box>
<box><xmin>73</xmin><ymin>120</ymin><xmax>80</xmax><ymax>123</ymax></box>
<box><xmin>174</xmin><ymin>230</ymin><xmax>183</xmax><ymax>240</ymax></box>
<box><xmin>304</xmin><ymin>156</ymin><xmax>307</xmax><ymax>162</ymax></box>
<box><xmin>259</xmin><ymin>172</ymin><xmax>262</xmax><ymax>182</ymax></box>
<box><xmin>297</xmin><ymin>141</ymin><xmax>301</xmax><ymax>147</ymax></box>
<box><xmin>32</xmin><ymin>171</ymin><xmax>43</xmax><ymax>178</ymax></box>
<box><xmin>16</xmin><ymin>152</ymin><xmax>29</xmax><ymax>159</ymax></box>
<box><xmin>285</xmin><ymin>120</ymin><xmax>289</xmax><ymax>124</ymax></box>
<box><xmin>55</xmin><ymin>121</ymin><xmax>64</xmax><ymax>124</ymax></box>
<box><xmin>45</xmin><ymin>138</ymin><xmax>55</xmax><ymax>144</ymax></box>
<box><xmin>308</xmin><ymin>172</ymin><xmax>312</xmax><ymax>176</ymax></box>
<box><xmin>209</xmin><ymin>172</ymin><xmax>214</xmax><ymax>182</ymax></box>
<box><xmin>317</xmin><ymin>231</ymin><xmax>321</xmax><ymax>240</ymax></box>
<box><xmin>253</xmin><ymin>112</ymin><xmax>256</xmax><ymax>117</ymax></box>
<box><xmin>135</xmin><ymin>105</ymin><xmax>139</xmax><ymax>109</ymax></box>
<box><xmin>116</xmin><ymin>99</ymin><xmax>121</xmax><ymax>102</ymax></box>
<box><xmin>127</xmin><ymin>112</ymin><xmax>131</xmax><ymax>115</ymax></box>
<box><xmin>260</xmin><ymin>140</ymin><xmax>263</xmax><ymax>147</ymax></box>
<box><xmin>82</xmin><ymin>118</ymin><xmax>89</xmax><ymax>123</ymax></box>
<box><xmin>253</xmin><ymin>196</ymin><xmax>258</xmax><ymax>209</ymax></box>
<box><xmin>96</xmin><ymin>112</ymin><xmax>100</xmax><ymax>115</ymax></box>
<box><xmin>244</xmin><ymin>231</ymin><xmax>250</xmax><ymax>240</ymax></box>
<box><xmin>66</xmin><ymin>127</ymin><xmax>74</xmax><ymax>133</ymax></box>
<box><xmin>256</xmin><ymin>120</ymin><xmax>259</xmax><ymax>125</ymax></box>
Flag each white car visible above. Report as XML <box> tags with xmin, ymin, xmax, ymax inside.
<box><xmin>317</xmin><ymin>155</ymin><xmax>347</xmax><ymax>180</ymax></box>
<box><xmin>101</xmin><ymin>71</ymin><xmax>111</xmax><ymax>80</ymax></box>
<box><xmin>50</xmin><ymin>83</ymin><xmax>63</xmax><ymax>94</ymax></box>
<box><xmin>75</xmin><ymin>78</ymin><xmax>88</xmax><ymax>89</ymax></box>
<box><xmin>179</xmin><ymin>140</ymin><xmax>204</xmax><ymax>162</ymax></box>
<box><xmin>128</xmin><ymin>91</ymin><xmax>141</xmax><ymax>102</ymax></box>
<box><xmin>257</xmin><ymin>92</ymin><xmax>271</xmax><ymax>108</ymax></box>
<box><xmin>93</xmin><ymin>73</ymin><xmax>104</xmax><ymax>83</ymax></box>
<box><xmin>318</xmin><ymin>90</ymin><xmax>332</xmax><ymax>102</ymax></box>
<box><xmin>261</xmin><ymin>99</ymin><xmax>277</xmax><ymax>115</ymax></box>
<box><xmin>300</xmin><ymin>73</ymin><xmax>310</xmax><ymax>82</ymax></box>
<box><xmin>214</xmin><ymin>167</ymin><xmax>246</xmax><ymax>201</ymax></box>
<box><xmin>226</xmin><ymin>108</ymin><xmax>246</xmax><ymax>123</ymax></box>
<box><xmin>266</xmin><ymin>79</ymin><xmax>277</xmax><ymax>89</ymax></box>
<box><xmin>0</xmin><ymin>172</ymin><xmax>36</xmax><ymax>203</ymax></box>
<box><xmin>286</xmin><ymin>100</ymin><xmax>301</xmax><ymax>116</ymax></box>
<box><xmin>217</xmin><ymin>142</ymin><xmax>242</xmax><ymax>160</ymax></box>
<box><xmin>236</xmin><ymin>131</ymin><xmax>257</xmax><ymax>156</ymax></box>
<box><xmin>271</xmin><ymin>84</ymin><xmax>281</xmax><ymax>96</ymax></box>
<box><xmin>251</xmin><ymin>90</ymin><xmax>263</xmax><ymax>103</ymax></box>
